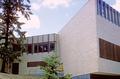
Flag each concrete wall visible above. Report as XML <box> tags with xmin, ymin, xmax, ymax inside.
<box><xmin>97</xmin><ymin>15</ymin><xmax>120</xmax><ymax>75</ymax></box>
<box><xmin>59</xmin><ymin>0</ymin><xmax>99</xmax><ymax>76</ymax></box>
<box><xmin>19</xmin><ymin>52</ymin><xmax>54</xmax><ymax>75</ymax></box>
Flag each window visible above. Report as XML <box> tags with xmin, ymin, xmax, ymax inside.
<box><xmin>118</xmin><ymin>13</ymin><xmax>120</xmax><ymax>26</ymax></box>
<box><xmin>106</xmin><ymin>4</ymin><xmax>110</xmax><ymax>21</ymax></box>
<box><xmin>26</xmin><ymin>42</ymin><xmax>55</xmax><ymax>53</ymax></box>
<box><xmin>27</xmin><ymin>61</ymin><xmax>46</xmax><ymax>67</ymax></box>
<box><xmin>102</xmin><ymin>2</ymin><xmax>106</xmax><ymax>18</ymax></box>
<box><xmin>34</xmin><ymin>43</ymin><xmax>38</xmax><ymax>53</ymax></box>
<box><xmin>97</xmin><ymin>0</ymin><xmax>100</xmax><ymax>15</ymax></box>
<box><xmin>38</xmin><ymin>45</ymin><xmax>43</xmax><ymax>52</ymax></box>
<box><xmin>116</xmin><ymin>11</ymin><xmax>119</xmax><ymax>26</ymax></box>
<box><xmin>97</xmin><ymin>0</ymin><xmax>120</xmax><ymax>26</ymax></box>
<box><xmin>27</xmin><ymin>44</ymin><xmax>32</xmax><ymax>53</ymax></box>
<box><xmin>99</xmin><ymin>38</ymin><xmax>120</xmax><ymax>62</ymax></box>
<box><xmin>113</xmin><ymin>9</ymin><xmax>117</xmax><ymax>25</ymax></box>
<box><xmin>110</xmin><ymin>7</ymin><xmax>113</xmax><ymax>22</ymax></box>
<box><xmin>43</xmin><ymin>43</ymin><xmax>48</xmax><ymax>52</ymax></box>
<box><xmin>50</xmin><ymin>42</ymin><xmax>55</xmax><ymax>51</ymax></box>
<box><xmin>98</xmin><ymin>0</ymin><xmax>102</xmax><ymax>16</ymax></box>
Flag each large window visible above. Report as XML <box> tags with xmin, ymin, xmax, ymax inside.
<box><xmin>27</xmin><ymin>42</ymin><xmax>55</xmax><ymax>54</ymax></box>
<box><xmin>97</xmin><ymin>0</ymin><xmax>120</xmax><ymax>27</ymax></box>
<box><xmin>99</xmin><ymin>38</ymin><xmax>120</xmax><ymax>62</ymax></box>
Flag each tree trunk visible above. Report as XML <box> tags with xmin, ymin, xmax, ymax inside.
<box><xmin>1</xmin><ymin>60</ymin><xmax>6</xmax><ymax>73</ymax></box>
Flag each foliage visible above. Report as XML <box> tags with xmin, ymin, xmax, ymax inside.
<box><xmin>0</xmin><ymin>0</ymin><xmax>32</xmax><ymax>73</ymax></box>
<box><xmin>40</xmin><ymin>53</ymin><xmax>72</xmax><ymax>79</ymax></box>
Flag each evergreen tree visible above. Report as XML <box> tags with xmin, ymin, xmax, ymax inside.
<box><xmin>0</xmin><ymin>0</ymin><xmax>32</xmax><ymax>73</ymax></box>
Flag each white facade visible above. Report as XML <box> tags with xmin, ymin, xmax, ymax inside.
<box><xmin>97</xmin><ymin>14</ymin><xmax>120</xmax><ymax>75</ymax></box>
<box><xmin>59</xmin><ymin>0</ymin><xmax>120</xmax><ymax>77</ymax></box>
<box><xmin>0</xmin><ymin>0</ymin><xmax>120</xmax><ymax>78</ymax></box>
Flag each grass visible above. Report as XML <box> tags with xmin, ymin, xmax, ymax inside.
<box><xmin>0</xmin><ymin>73</ymin><xmax>41</xmax><ymax>79</ymax></box>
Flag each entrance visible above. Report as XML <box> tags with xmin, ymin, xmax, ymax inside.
<box><xmin>12</xmin><ymin>63</ymin><xmax>19</xmax><ymax>74</ymax></box>
<box><xmin>91</xmin><ymin>74</ymin><xmax>120</xmax><ymax>79</ymax></box>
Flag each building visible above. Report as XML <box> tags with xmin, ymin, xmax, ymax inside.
<box><xmin>59</xmin><ymin>0</ymin><xmax>120</xmax><ymax>79</ymax></box>
<box><xmin>0</xmin><ymin>0</ymin><xmax>120</xmax><ymax>79</ymax></box>
<box><xmin>13</xmin><ymin>34</ymin><xmax>59</xmax><ymax>75</ymax></box>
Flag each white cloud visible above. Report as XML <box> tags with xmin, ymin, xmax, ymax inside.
<box><xmin>19</xmin><ymin>14</ymin><xmax>40</xmax><ymax>29</ymax></box>
<box><xmin>42</xmin><ymin>0</ymin><xmax>72</xmax><ymax>8</ymax></box>
<box><xmin>112</xmin><ymin>0</ymin><xmax>120</xmax><ymax>12</ymax></box>
<box><xmin>31</xmin><ymin>0</ymin><xmax>72</xmax><ymax>10</ymax></box>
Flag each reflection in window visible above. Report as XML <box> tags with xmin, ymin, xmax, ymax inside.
<box><xmin>34</xmin><ymin>44</ymin><xmax>38</xmax><ymax>53</ymax></box>
<box><xmin>26</xmin><ymin>42</ymin><xmax>55</xmax><ymax>53</ymax></box>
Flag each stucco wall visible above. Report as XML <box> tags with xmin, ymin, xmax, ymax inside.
<box><xmin>97</xmin><ymin>15</ymin><xmax>120</xmax><ymax>74</ymax></box>
<box><xmin>59</xmin><ymin>0</ymin><xmax>99</xmax><ymax>76</ymax></box>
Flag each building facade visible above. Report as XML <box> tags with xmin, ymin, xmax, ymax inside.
<box><xmin>0</xmin><ymin>0</ymin><xmax>120</xmax><ymax>79</ymax></box>
<box><xmin>59</xmin><ymin>0</ymin><xmax>120</xmax><ymax>79</ymax></box>
<box><xmin>13</xmin><ymin>34</ymin><xmax>59</xmax><ymax>75</ymax></box>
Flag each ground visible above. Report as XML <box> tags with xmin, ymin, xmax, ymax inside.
<box><xmin>0</xmin><ymin>73</ymin><xmax>40</xmax><ymax>79</ymax></box>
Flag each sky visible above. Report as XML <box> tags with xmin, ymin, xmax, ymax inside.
<box><xmin>20</xmin><ymin>0</ymin><xmax>120</xmax><ymax>36</ymax></box>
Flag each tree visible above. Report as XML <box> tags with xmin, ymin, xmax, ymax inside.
<box><xmin>40</xmin><ymin>54</ymin><xmax>72</xmax><ymax>79</ymax></box>
<box><xmin>0</xmin><ymin>0</ymin><xmax>32</xmax><ymax>73</ymax></box>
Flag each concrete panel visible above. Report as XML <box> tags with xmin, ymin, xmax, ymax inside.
<box><xmin>59</xmin><ymin>0</ymin><xmax>99</xmax><ymax>76</ymax></box>
<box><xmin>97</xmin><ymin>15</ymin><xmax>120</xmax><ymax>74</ymax></box>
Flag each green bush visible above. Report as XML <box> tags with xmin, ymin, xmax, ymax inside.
<box><xmin>40</xmin><ymin>53</ymin><xmax>72</xmax><ymax>79</ymax></box>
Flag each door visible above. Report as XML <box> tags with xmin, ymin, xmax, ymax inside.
<box><xmin>91</xmin><ymin>74</ymin><xmax>120</xmax><ymax>79</ymax></box>
<box><xmin>12</xmin><ymin>63</ymin><xmax>19</xmax><ymax>74</ymax></box>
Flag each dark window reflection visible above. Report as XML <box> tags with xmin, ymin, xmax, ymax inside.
<box><xmin>27</xmin><ymin>44</ymin><xmax>32</xmax><ymax>53</ymax></box>
<box><xmin>26</xmin><ymin>42</ymin><xmax>55</xmax><ymax>53</ymax></box>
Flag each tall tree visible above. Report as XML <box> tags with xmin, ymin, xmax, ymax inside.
<box><xmin>0</xmin><ymin>0</ymin><xmax>32</xmax><ymax>73</ymax></box>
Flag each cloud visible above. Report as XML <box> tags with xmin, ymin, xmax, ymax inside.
<box><xmin>112</xmin><ymin>0</ymin><xmax>120</xmax><ymax>12</ymax></box>
<box><xmin>42</xmin><ymin>0</ymin><xmax>72</xmax><ymax>8</ymax></box>
<box><xmin>31</xmin><ymin>0</ymin><xmax>72</xmax><ymax>10</ymax></box>
<box><xmin>18</xmin><ymin>14</ymin><xmax>41</xmax><ymax>29</ymax></box>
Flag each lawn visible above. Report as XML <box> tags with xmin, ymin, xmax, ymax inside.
<box><xmin>0</xmin><ymin>73</ymin><xmax>41</xmax><ymax>79</ymax></box>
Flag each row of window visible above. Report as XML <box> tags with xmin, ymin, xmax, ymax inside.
<box><xmin>97</xmin><ymin>0</ymin><xmax>120</xmax><ymax>26</ymax></box>
<box><xmin>26</xmin><ymin>42</ymin><xmax>55</xmax><ymax>53</ymax></box>
<box><xmin>99</xmin><ymin>38</ymin><xmax>120</xmax><ymax>62</ymax></box>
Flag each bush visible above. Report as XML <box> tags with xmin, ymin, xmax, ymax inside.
<box><xmin>40</xmin><ymin>53</ymin><xmax>72</xmax><ymax>79</ymax></box>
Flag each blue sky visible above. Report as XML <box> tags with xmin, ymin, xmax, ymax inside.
<box><xmin>21</xmin><ymin>0</ymin><xmax>119</xmax><ymax>36</ymax></box>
